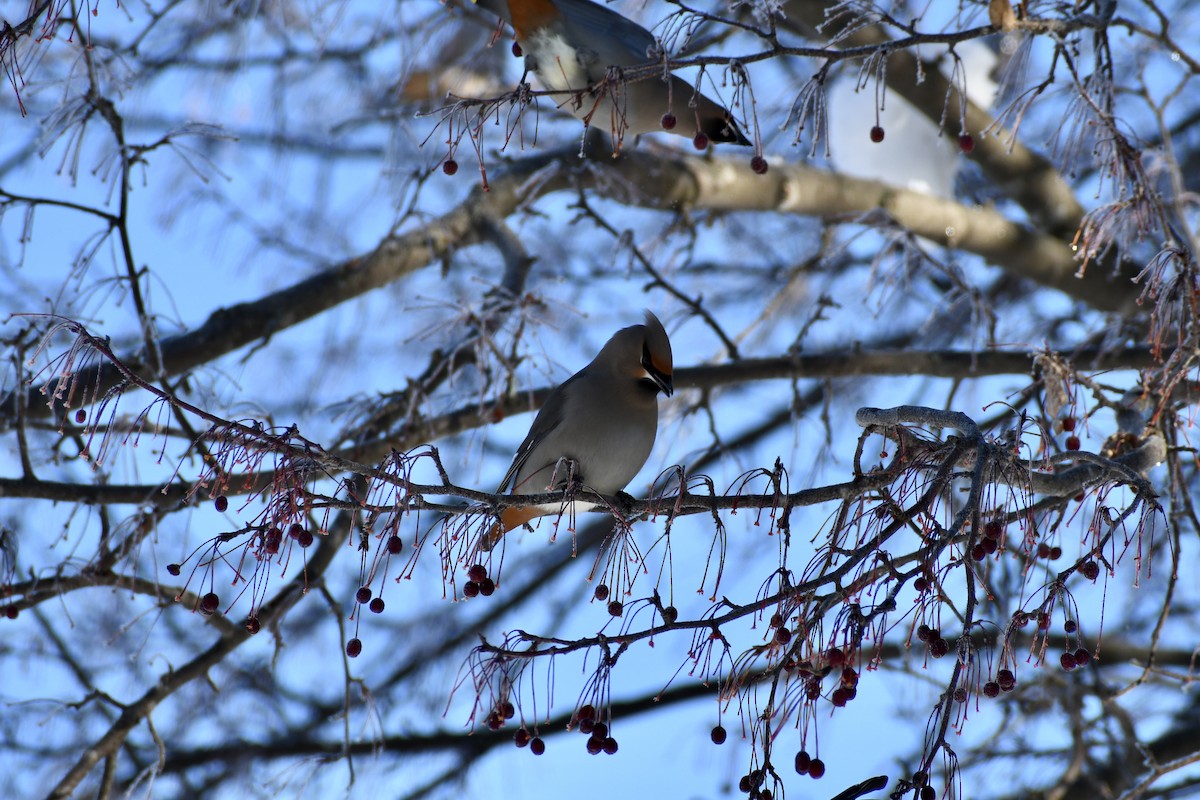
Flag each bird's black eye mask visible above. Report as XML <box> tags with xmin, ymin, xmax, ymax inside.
<box><xmin>640</xmin><ymin>342</ymin><xmax>673</xmax><ymax>396</ymax></box>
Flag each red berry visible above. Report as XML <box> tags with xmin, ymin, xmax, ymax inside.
<box><xmin>825</xmin><ymin>647</ymin><xmax>845</xmax><ymax>666</ymax></box>
<box><xmin>794</xmin><ymin>750</ymin><xmax>811</xmax><ymax>774</ymax></box>
<box><xmin>1065</xmin><ymin>435</ymin><xmax>1081</xmax><ymax>450</ymax></box>
<box><xmin>214</xmin><ymin>495</ymin><xmax>228</xmax><ymax>512</ymax></box>
<box><xmin>769</xmin><ymin>613</ymin><xmax>783</xmax><ymax>628</ymax></box>
<box><xmin>297</xmin><ymin>530</ymin><xmax>314</xmax><ymax>547</ymax></box>
<box><xmin>74</xmin><ymin>409</ymin><xmax>86</xmax><ymax>423</ymax></box>
<box><xmin>386</xmin><ymin>535</ymin><xmax>403</xmax><ymax>555</ymax></box>
<box><xmin>1060</xmin><ymin>652</ymin><xmax>1077</xmax><ymax>670</ymax></box>
<box><xmin>711</xmin><ymin>725</ymin><xmax>727</xmax><ymax>745</ymax></box>
<box><xmin>5</xmin><ymin>606</ymin><xmax>18</xmax><ymax>620</ymax></box>
<box><xmin>245</xmin><ymin>617</ymin><xmax>261</xmax><ymax>634</ymax></box>
<box><xmin>1080</xmin><ymin>561</ymin><xmax>1100</xmax><ymax>580</ymax></box>
<box><xmin>831</xmin><ymin>687</ymin><xmax>850</xmax><ymax>707</ymax></box>
<box><xmin>1062</xmin><ymin>416</ymin><xmax>1077</xmax><ymax>432</ymax></box>
<box><xmin>346</xmin><ymin>638</ymin><xmax>362</xmax><ymax>658</ymax></box>
<box><xmin>958</xmin><ymin>133</ymin><xmax>975</xmax><ymax>152</ymax></box>
<box><xmin>486</xmin><ymin>711</ymin><xmax>504</xmax><ymax>730</ymax></box>
<box><xmin>661</xmin><ymin>606</ymin><xmax>678</xmax><ymax>624</ymax></box>
<box><xmin>921</xmin><ymin>786</ymin><xmax>936</xmax><ymax>800</ymax></box>
<box><xmin>774</xmin><ymin>628</ymin><xmax>792</xmax><ymax>645</ymax></box>
<box><xmin>739</xmin><ymin>775</ymin><xmax>752</xmax><ymax>792</ymax></box>
<box><xmin>586</xmin><ymin>737</ymin><xmax>602</xmax><ymax>755</ymax></box>
<box><xmin>530</xmin><ymin>737</ymin><xmax>545</xmax><ymax>755</ymax></box>
<box><xmin>594</xmin><ymin>583</ymin><xmax>610</xmax><ymax>602</ymax></box>
<box><xmin>841</xmin><ymin>667</ymin><xmax>859</xmax><ymax>686</ymax></box>
<box><xmin>982</xmin><ymin>536</ymin><xmax>998</xmax><ymax>554</ymax></box>
<box><xmin>929</xmin><ymin>637</ymin><xmax>949</xmax><ymax>658</ymax></box>
<box><xmin>442</xmin><ymin>159</ymin><xmax>458</xmax><ymax>176</ymax></box>
<box><xmin>808</xmin><ymin>758</ymin><xmax>826</xmax><ymax>779</ymax></box>
<box><xmin>1037</xmin><ymin>542</ymin><xmax>1051</xmax><ymax>558</ymax></box>
<box><xmin>971</xmin><ymin>543</ymin><xmax>987</xmax><ymax>561</ymax></box>
<box><xmin>167</xmin><ymin>563</ymin><xmax>182</xmax><ymax>576</ymax></box>
<box><xmin>1064</xmin><ymin>620</ymin><xmax>1078</xmax><ymax>633</ymax></box>
<box><xmin>1037</xmin><ymin>612</ymin><xmax>1051</xmax><ymax>630</ymax></box>
<box><xmin>750</xmin><ymin>155</ymin><xmax>768</xmax><ymax>174</ymax></box>
<box><xmin>356</xmin><ymin>586</ymin><xmax>372</xmax><ymax>604</ymax></box>
<box><xmin>1073</xmin><ymin>648</ymin><xmax>1092</xmax><ymax>666</ymax></box>
<box><xmin>917</xmin><ymin>624</ymin><xmax>933</xmax><ymax>641</ymax></box>
<box><xmin>200</xmin><ymin>592</ymin><xmax>220</xmax><ymax>615</ymax></box>
<box><xmin>602</xmin><ymin>737</ymin><xmax>618</xmax><ymax>754</ymax></box>
<box><xmin>501</xmin><ymin>701</ymin><xmax>516</xmax><ymax>719</ymax></box>
<box><xmin>953</xmin><ymin>687</ymin><xmax>968</xmax><ymax>703</ymax></box>
<box><xmin>982</xmin><ymin>681</ymin><xmax>1000</xmax><ymax>697</ymax></box>
<box><xmin>997</xmin><ymin>669</ymin><xmax>1016</xmax><ymax>691</ymax></box>
<box><xmin>579</xmin><ymin>718</ymin><xmax>595</xmax><ymax>735</ymax></box>
<box><xmin>479</xmin><ymin>577</ymin><xmax>496</xmax><ymax>596</ymax></box>
<box><xmin>591</xmin><ymin>722</ymin><xmax>608</xmax><ymax>739</ymax></box>
<box><xmin>1050</xmin><ymin>546</ymin><xmax>1063</xmax><ymax>560</ymax></box>
<box><xmin>514</xmin><ymin>728</ymin><xmax>532</xmax><ymax>747</ymax></box>
<box><xmin>870</xmin><ymin>125</ymin><xmax>885</xmax><ymax>142</ymax></box>
<box><xmin>369</xmin><ymin>597</ymin><xmax>385</xmax><ymax>614</ymax></box>
<box><xmin>693</xmin><ymin>132</ymin><xmax>709</xmax><ymax>150</ymax></box>
<box><xmin>463</xmin><ymin>581</ymin><xmax>480</xmax><ymax>598</ymax></box>
<box><xmin>576</xmin><ymin>704</ymin><xmax>596</xmax><ymax>723</ymax></box>
<box><xmin>914</xmin><ymin>577</ymin><xmax>929</xmax><ymax>592</ymax></box>
<box><xmin>468</xmin><ymin>564</ymin><xmax>488</xmax><ymax>582</ymax></box>
<box><xmin>913</xmin><ymin>770</ymin><xmax>928</xmax><ymax>786</ymax></box>
<box><xmin>607</xmin><ymin>600</ymin><xmax>623</xmax><ymax>617</ymax></box>
<box><xmin>511</xmin><ymin>41</ymin><xmax>522</xmax><ymax>57</ymax></box>
<box><xmin>984</xmin><ymin>520</ymin><xmax>1002</xmax><ymax>540</ymax></box>
<box><xmin>660</xmin><ymin>112</ymin><xmax>677</xmax><ymax>130</ymax></box>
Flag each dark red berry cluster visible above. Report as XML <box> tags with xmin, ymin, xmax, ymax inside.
<box><xmin>1060</xmin><ymin>648</ymin><xmax>1093</xmax><ymax>670</ymax></box>
<box><xmin>793</xmin><ymin>750</ymin><xmax>825</xmax><ymax>779</ymax></box>
<box><xmin>917</xmin><ymin>625</ymin><xmax>951</xmax><ymax>658</ymax></box>
<box><xmin>573</xmin><ymin>704</ymin><xmax>618</xmax><ymax>754</ymax></box>
<box><xmin>463</xmin><ymin>564</ymin><xmax>495</xmax><ymax>597</ymax></box>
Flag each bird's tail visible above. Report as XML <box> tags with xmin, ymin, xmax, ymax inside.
<box><xmin>480</xmin><ymin>506</ymin><xmax>541</xmax><ymax>551</ymax></box>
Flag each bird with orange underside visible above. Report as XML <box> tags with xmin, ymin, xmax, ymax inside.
<box><xmin>482</xmin><ymin>312</ymin><xmax>673</xmax><ymax>550</ymax></box>
<box><xmin>470</xmin><ymin>0</ymin><xmax>749</xmax><ymax>147</ymax></box>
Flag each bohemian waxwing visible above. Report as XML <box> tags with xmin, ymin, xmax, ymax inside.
<box><xmin>470</xmin><ymin>0</ymin><xmax>750</xmax><ymax>146</ymax></box>
<box><xmin>483</xmin><ymin>311</ymin><xmax>673</xmax><ymax>550</ymax></box>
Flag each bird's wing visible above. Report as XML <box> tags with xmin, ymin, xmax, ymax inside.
<box><xmin>496</xmin><ymin>377</ymin><xmax>574</xmax><ymax>493</ymax></box>
<box><xmin>553</xmin><ymin>0</ymin><xmax>658</xmax><ymax>62</ymax></box>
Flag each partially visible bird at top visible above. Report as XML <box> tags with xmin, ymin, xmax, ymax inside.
<box><xmin>470</xmin><ymin>0</ymin><xmax>750</xmax><ymax>148</ymax></box>
<box><xmin>482</xmin><ymin>311</ymin><xmax>674</xmax><ymax>551</ymax></box>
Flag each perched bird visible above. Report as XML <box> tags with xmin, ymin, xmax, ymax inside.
<box><xmin>483</xmin><ymin>312</ymin><xmax>674</xmax><ymax>550</ymax></box>
<box><xmin>471</xmin><ymin>0</ymin><xmax>749</xmax><ymax>146</ymax></box>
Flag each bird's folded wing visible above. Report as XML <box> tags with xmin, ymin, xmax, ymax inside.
<box><xmin>555</xmin><ymin>0</ymin><xmax>659</xmax><ymax>60</ymax></box>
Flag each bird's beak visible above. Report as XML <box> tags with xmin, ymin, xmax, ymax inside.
<box><xmin>648</xmin><ymin>368</ymin><xmax>673</xmax><ymax>397</ymax></box>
